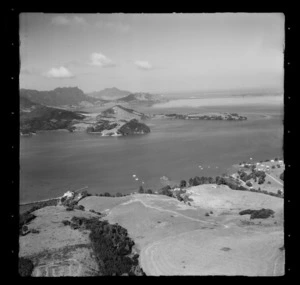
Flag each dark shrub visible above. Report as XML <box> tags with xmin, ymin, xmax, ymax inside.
<box><xmin>180</xmin><ymin>180</ymin><xmax>186</xmax><ymax>188</ymax></box>
<box><xmin>146</xmin><ymin>189</ymin><xmax>153</xmax><ymax>194</ymax></box>
<box><xmin>258</xmin><ymin>177</ymin><xmax>265</xmax><ymax>184</ymax></box>
<box><xmin>238</xmin><ymin>186</ymin><xmax>248</xmax><ymax>190</ymax></box>
<box><xmin>277</xmin><ymin>164</ymin><xmax>281</xmax><ymax>168</ymax></box>
<box><xmin>205</xmin><ymin>213</ymin><xmax>210</xmax><ymax>217</ymax></box>
<box><xmin>62</xmin><ymin>220</ymin><xmax>71</xmax><ymax>226</ymax></box>
<box><xmin>104</xmin><ymin>192</ymin><xmax>111</xmax><ymax>197</ymax></box>
<box><xmin>251</xmin><ymin>209</ymin><xmax>274</xmax><ymax>219</ymax></box>
<box><xmin>267</xmin><ymin>181</ymin><xmax>271</xmax><ymax>184</ymax></box>
<box><xmin>246</xmin><ymin>181</ymin><xmax>252</xmax><ymax>187</ymax></box>
<box><xmin>138</xmin><ymin>186</ymin><xmax>144</xmax><ymax>194</ymax></box>
<box><xmin>239</xmin><ymin>208</ymin><xmax>275</xmax><ymax>219</ymax></box>
<box><xmin>19</xmin><ymin>257</ymin><xmax>34</xmax><ymax>277</ymax></box>
<box><xmin>66</xmin><ymin>206</ymin><xmax>74</xmax><ymax>211</ymax></box>
<box><xmin>116</xmin><ymin>192</ymin><xmax>123</xmax><ymax>197</ymax></box>
<box><xmin>30</xmin><ymin>228</ymin><xmax>40</xmax><ymax>234</ymax></box>
<box><xmin>74</xmin><ymin>205</ymin><xmax>85</xmax><ymax>211</ymax></box>
<box><xmin>160</xmin><ymin>185</ymin><xmax>173</xmax><ymax>197</ymax></box>
<box><xmin>19</xmin><ymin>213</ymin><xmax>36</xmax><ymax>233</ymax></box>
<box><xmin>272</xmin><ymin>165</ymin><xmax>276</xmax><ymax>169</ymax></box>
<box><xmin>280</xmin><ymin>172</ymin><xmax>284</xmax><ymax>181</ymax></box>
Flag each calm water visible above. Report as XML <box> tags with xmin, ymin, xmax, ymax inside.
<box><xmin>20</xmin><ymin>101</ymin><xmax>283</xmax><ymax>203</ymax></box>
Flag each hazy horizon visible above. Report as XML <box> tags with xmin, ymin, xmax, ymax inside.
<box><xmin>20</xmin><ymin>13</ymin><xmax>284</xmax><ymax>95</ymax></box>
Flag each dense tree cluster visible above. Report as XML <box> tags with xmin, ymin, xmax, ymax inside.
<box><xmin>239</xmin><ymin>208</ymin><xmax>275</xmax><ymax>219</ymax></box>
<box><xmin>19</xmin><ymin>213</ymin><xmax>36</xmax><ymax>235</ymax></box>
<box><xmin>118</xmin><ymin>119</ymin><xmax>150</xmax><ymax>136</ymax></box>
<box><xmin>160</xmin><ymin>185</ymin><xmax>173</xmax><ymax>197</ymax></box>
<box><xmin>19</xmin><ymin>257</ymin><xmax>34</xmax><ymax>276</ymax></box>
<box><xmin>180</xmin><ymin>180</ymin><xmax>187</xmax><ymax>188</ymax></box>
<box><xmin>63</xmin><ymin>216</ymin><xmax>145</xmax><ymax>276</ymax></box>
<box><xmin>238</xmin><ymin>169</ymin><xmax>266</xmax><ymax>184</ymax></box>
<box><xmin>189</xmin><ymin>176</ymin><xmax>215</xmax><ymax>186</ymax></box>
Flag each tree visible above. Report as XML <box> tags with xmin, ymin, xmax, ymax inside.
<box><xmin>146</xmin><ymin>189</ymin><xmax>153</xmax><ymax>194</ymax></box>
<box><xmin>246</xmin><ymin>181</ymin><xmax>252</xmax><ymax>187</ymax></box>
<box><xmin>138</xmin><ymin>186</ymin><xmax>144</xmax><ymax>193</ymax></box>
<box><xmin>19</xmin><ymin>258</ymin><xmax>34</xmax><ymax>276</ymax></box>
<box><xmin>208</xmin><ymin>177</ymin><xmax>215</xmax><ymax>184</ymax></box>
<box><xmin>188</xmin><ymin>178</ymin><xmax>194</xmax><ymax>186</ymax></box>
<box><xmin>180</xmin><ymin>180</ymin><xmax>187</xmax><ymax>188</ymax></box>
<box><xmin>104</xmin><ymin>192</ymin><xmax>111</xmax><ymax>197</ymax></box>
<box><xmin>280</xmin><ymin>172</ymin><xmax>284</xmax><ymax>181</ymax></box>
<box><xmin>193</xmin><ymin>176</ymin><xmax>201</xmax><ymax>186</ymax></box>
<box><xmin>116</xmin><ymin>192</ymin><xmax>123</xmax><ymax>197</ymax></box>
<box><xmin>258</xmin><ymin>177</ymin><xmax>265</xmax><ymax>184</ymax></box>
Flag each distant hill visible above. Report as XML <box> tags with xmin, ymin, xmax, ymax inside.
<box><xmin>20</xmin><ymin>87</ymin><xmax>96</xmax><ymax>107</ymax></box>
<box><xmin>20</xmin><ymin>96</ymin><xmax>85</xmax><ymax>134</ymax></box>
<box><xmin>87</xmin><ymin>87</ymin><xmax>131</xmax><ymax>100</ymax></box>
<box><xmin>20</xmin><ymin>96</ymin><xmax>40</xmax><ymax>109</ymax></box>
<box><xmin>97</xmin><ymin>105</ymin><xmax>150</xmax><ymax>122</ymax></box>
<box><xmin>117</xmin><ymin>92</ymin><xmax>166</xmax><ymax>105</ymax></box>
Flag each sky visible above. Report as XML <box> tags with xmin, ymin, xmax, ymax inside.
<box><xmin>20</xmin><ymin>13</ymin><xmax>285</xmax><ymax>94</ymax></box>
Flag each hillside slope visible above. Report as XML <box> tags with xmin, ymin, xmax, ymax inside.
<box><xmin>117</xmin><ymin>93</ymin><xmax>166</xmax><ymax>105</ymax></box>
<box><xmin>20</xmin><ymin>97</ymin><xmax>85</xmax><ymax>134</ymax></box>
<box><xmin>20</xmin><ymin>87</ymin><xmax>97</xmax><ymax>107</ymax></box>
<box><xmin>97</xmin><ymin>105</ymin><xmax>149</xmax><ymax>121</ymax></box>
<box><xmin>87</xmin><ymin>87</ymin><xmax>131</xmax><ymax>100</ymax></box>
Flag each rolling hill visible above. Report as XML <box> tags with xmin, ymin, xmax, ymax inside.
<box><xmin>87</xmin><ymin>87</ymin><xmax>131</xmax><ymax>100</ymax></box>
<box><xmin>20</xmin><ymin>97</ymin><xmax>86</xmax><ymax>134</ymax></box>
<box><xmin>117</xmin><ymin>92</ymin><xmax>165</xmax><ymax>104</ymax></box>
<box><xmin>20</xmin><ymin>87</ymin><xmax>97</xmax><ymax>107</ymax></box>
<box><xmin>96</xmin><ymin>105</ymin><xmax>150</xmax><ymax>121</ymax></box>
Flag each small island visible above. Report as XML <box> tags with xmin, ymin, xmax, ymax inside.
<box><xmin>155</xmin><ymin>112</ymin><xmax>247</xmax><ymax>121</ymax></box>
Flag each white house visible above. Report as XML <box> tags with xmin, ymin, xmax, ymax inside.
<box><xmin>62</xmin><ymin>191</ymin><xmax>75</xmax><ymax>199</ymax></box>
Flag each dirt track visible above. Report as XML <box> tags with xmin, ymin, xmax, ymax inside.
<box><xmin>101</xmin><ymin>191</ymin><xmax>284</xmax><ymax>276</ymax></box>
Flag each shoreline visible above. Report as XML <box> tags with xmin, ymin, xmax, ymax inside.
<box><xmin>20</xmin><ymin>157</ymin><xmax>284</xmax><ymax>208</ymax></box>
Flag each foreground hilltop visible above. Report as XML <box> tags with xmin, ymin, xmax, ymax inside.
<box><xmin>19</xmin><ymin>159</ymin><xmax>284</xmax><ymax>276</ymax></box>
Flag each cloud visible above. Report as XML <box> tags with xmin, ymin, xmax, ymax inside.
<box><xmin>90</xmin><ymin>52</ymin><xmax>115</xmax><ymax>67</ymax></box>
<box><xmin>95</xmin><ymin>20</ymin><xmax>130</xmax><ymax>33</ymax></box>
<box><xmin>134</xmin><ymin>61</ymin><xmax>153</xmax><ymax>70</ymax></box>
<box><xmin>45</xmin><ymin>66</ymin><xmax>74</xmax><ymax>78</ymax></box>
<box><xmin>51</xmin><ymin>15</ymin><xmax>87</xmax><ymax>26</ymax></box>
